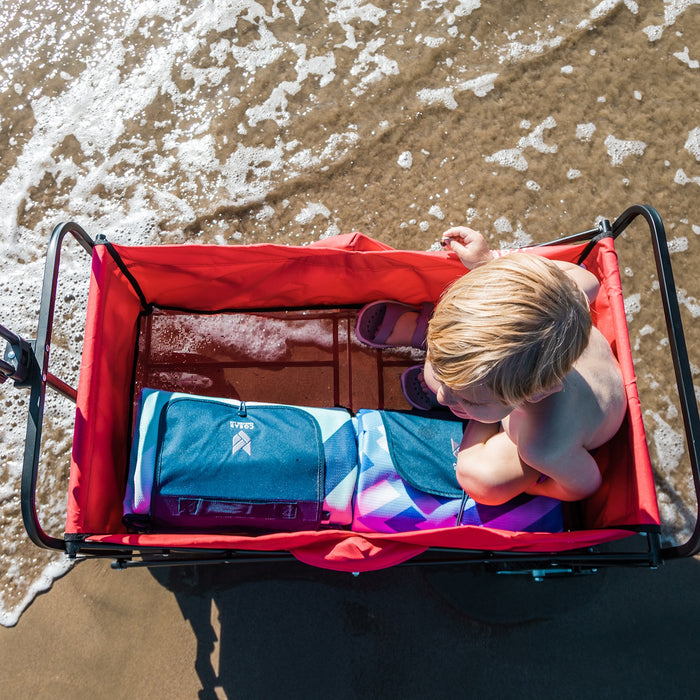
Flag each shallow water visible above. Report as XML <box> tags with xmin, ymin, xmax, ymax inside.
<box><xmin>1</xmin><ymin>0</ymin><xmax>699</xmax><ymax>625</ymax></box>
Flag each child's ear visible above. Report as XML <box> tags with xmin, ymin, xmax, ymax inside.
<box><xmin>528</xmin><ymin>383</ymin><xmax>563</xmax><ymax>403</ymax></box>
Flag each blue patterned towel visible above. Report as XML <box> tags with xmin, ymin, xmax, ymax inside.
<box><xmin>352</xmin><ymin>409</ymin><xmax>563</xmax><ymax>533</ymax></box>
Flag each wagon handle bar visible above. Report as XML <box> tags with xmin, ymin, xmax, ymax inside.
<box><xmin>20</xmin><ymin>222</ymin><xmax>94</xmax><ymax>552</ymax></box>
<box><xmin>610</xmin><ymin>205</ymin><xmax>700</xmax><ymax>560</ymax></box>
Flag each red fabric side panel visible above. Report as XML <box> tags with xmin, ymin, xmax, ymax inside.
<box><xmin>85</xmin><ymin>526</ymin><xmax>638</xmax><ymax>572</ymax></box>
<box><xmin>105</xmin><ymin>237</ymin><xmax>584</xmax><ymax>313</ymax></box>
<box><xmin>66</xmin><ymin>247</ymin><xmax>142</xmax><ymax>534</ymax></box>
<box><xmin>109</xmin><ymin>242</ymin><xmax>464</xmax><ymax>311</ymax></box>
<box><xmin>84</xmin><ymin>527</ymin><xmax>632</xmax><ymax>553</ymax></box>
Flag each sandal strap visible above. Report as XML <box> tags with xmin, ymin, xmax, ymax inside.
<box><xmin>371</xmin><ymin>302</ymin><xmax>414</xmax><ymax>347</ymax></box>
<box><xmin>410</xmin><ymin>302</ymin><xmax>434</xmax><ymax>350</ymax></box>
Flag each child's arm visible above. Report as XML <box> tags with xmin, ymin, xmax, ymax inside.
<box><xmin>550</xmin><ymin>260</ymin><xmax>600</xmax><ymax>303</ymax></box>
<box><xmin>514</xmin><ymin>413</ymin><xmax>603</xmax><ymax>501</ymax></box>
<box><xmin>456</xmin><ymin>420</ymin><xmax>603</xmax><ymax>505</ymax></box>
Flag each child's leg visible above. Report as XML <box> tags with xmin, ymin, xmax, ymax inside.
<box><xmin>455</xmin><ymin>422</ymin><xmax>540</xmax><ymax>505</ymax></box>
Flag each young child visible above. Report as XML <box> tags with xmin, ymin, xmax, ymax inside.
<box><xmin>357</xmin><ymin>227</ymin><xmax>627</xmax><ymax>506</ymax></box>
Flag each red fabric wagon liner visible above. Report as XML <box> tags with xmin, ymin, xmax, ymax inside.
<box><xmin>66</xmin><ymin>232</ymin><xmax>660</xmax><ymax>571</ymax></box>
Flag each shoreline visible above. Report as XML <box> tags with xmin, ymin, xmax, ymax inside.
<box><xmin>0</xmin><ymin>559</ymin><xmax>200</xmax><ymax>699</ymax></box>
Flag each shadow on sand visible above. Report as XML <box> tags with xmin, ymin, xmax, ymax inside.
<box><xmin>150</xmin><ymin>556</ymin><xmax>700</xmax><ymax>699</ymax></box>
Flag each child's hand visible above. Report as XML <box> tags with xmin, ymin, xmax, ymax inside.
<box><xmin>441</xmin><ymin>227</ymin><xmax>492</xmax><ymax>269</ymax></box>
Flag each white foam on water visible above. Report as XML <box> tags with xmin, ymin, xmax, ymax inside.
<box><xmin>3</xmin><ymin>0</ymin><xmax>466</xmax><ymax>247</ymax></box>
<box><xmin>450</xmin><ymin>0</ymin><xmax>482</xmax><ymax>18</ymax></box>
<box><xmin>295</xmin><ymin>202</ymin><xmax>331</xmax><ymax>225</ymax></box>
<box><xmin>484</xmin><ymin>117</ymin><xmax>557</xmax><ymax>172</ymax></box>
<box><xmin>675</xmin><ymin>288</ymin><xmax>700</xmax><ymax>317</ymax></box>
<box><xmin>642</xmin><ymin>0</ymin><xmax>699</xmax><ymax>42</ymax></box>
<box><xmin>685</xmin><ymin>127</ymin><xmax>700</xmax><ymax>159</ymax></box>
<box><xmin>417</xmin><ymin>87</ymin><xmax>459</xmax><ymax>110</ymax></box>
<box><xmin>674</xmin><ymin>169</ymin><xmax>700</xmax><ymax>186</ymax></box>
<box><xmin>456</xmin><ymin>73</ymin><xmax>498</xmax><ymax>97</ymax></box>
<box><xmin>667</xmin><ymin>237</ymin><xmax>689</xmax><ymax>253</ymax></box>
<box><xmin>603</xmin><ymin>134</ymin><xmax>647</xmax><ymax>166</ymax></box>
<box><xmin>585</xmin><ymin>0</ymin><xmax>638</xmax><ymax>24</ymax></box>
<box><xmin>496</xmin><ymin>33</ymin><xmax>563</xmax><ymax>64</ymax></box>
<box><xmin>0</xmin><ymin>557</ymin><xmax>74</xmax><ymax>628</ymax></box>
<box><xmin>673</xmin><ymin>46</ymin><xmax>699</xmax><ymax>69</ymax></box>
<box><xmin>647</xmin><ymin>410</ymin><xmax>686</xmax><ymax>475</ymax></box>
<box><xmin>419</xmin><ymin>35</ymin><xmax>446</xmax><ymax>48</ymax></box>
<box><xmin>397</xmin><ymin>151</ymin><xmax>413</xmax><ymax>168</ymax></box>
<box><xmin>351</xmin><ymin>38</ymin><xmax>400</xmax><ymax>96</ymax></box>
<box><xmin>293</xmin><ymin>201</ymin><xmax>339</xmax><ymax>238</ymax></box>
<box><xmin>624</xmin><ymin>292</ymin><xmax>642</xmax><ymax>322</ymax></box>
<box><xmin>493</xmin><ymin>217</ymin><xmax>533</xmax><ymax>248</ymax></box>
<box><xmin>245</xmin><ymin>45</ymin><xmax>339</xmax><ymax>124</ymax></box>
<box><xmin>328</xmin><ymin>0</ymin><xmax>387</xmax><ymax>49</ymax></box>
<box><xmin>428</xmin><ymin>205</ymin><xmax>445</xmax><ymax>220</ymax></box>
<box><xmin>417</xmin><ymin>70</ymin><xmax>498</xmax><ymax>109</ymax></box>
<box><xmin>494</xmin><ymin>216</ymin><xmax>513</xmax><ymax>234</ymax></box>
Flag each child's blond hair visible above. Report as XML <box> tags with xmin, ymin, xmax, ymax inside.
<box><xmin>426</xmin><ymin>253</ymin><xmax>592</xmax><ymax>405</ymax></box>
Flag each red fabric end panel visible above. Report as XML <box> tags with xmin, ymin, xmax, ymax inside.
<box><xmin>105</xmin><ymin>236</ymin><xmax>585</xmax><ymax>314</ymax></box>
<box><xmin>66</xmin><ymin>247</ymin><xmax>142</xmax><ymax>534</ymax></box>
<box><xmin>579</xmin><ymin>239</ymin><xmax>660</xmax><ymax>527</ymax></box>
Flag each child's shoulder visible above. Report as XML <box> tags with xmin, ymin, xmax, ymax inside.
<box><xmin>506</xmin><ymin>393</ymin><xmax>586</xmax><ymax>468</ymax></box>
<box><xmin>506</xmin><ymin>332</ymin><xmax>627</xmax><ymax>464</ymax></box>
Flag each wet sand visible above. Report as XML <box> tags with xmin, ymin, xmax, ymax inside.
<box><xmin>3</xmin><ymin>556</ymin><xmax>700</xmax><ymax>699</ymax></box>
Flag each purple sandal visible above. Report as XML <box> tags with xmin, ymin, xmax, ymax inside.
<box><xmin>355</xmin><ymin>300</ymin><xmax>433</xmax><ymax>349</ymax></box>
<box><xmin>400</xmin><ymin>365</ymin><xmax>443</xmax><ymax>411</ymax></box>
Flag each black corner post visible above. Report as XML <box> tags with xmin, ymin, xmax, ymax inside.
<box><xmin>20</xmin><ymin>222</ymin><xmax>94</xmax><ymax>551</ymax></box>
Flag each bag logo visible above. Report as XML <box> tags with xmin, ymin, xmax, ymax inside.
<box><xmin>230</xmin><ymin>420</ymin><xmax>254</xmax><ymax>430</ymax></box>
<box><xmin>451</xmin><ymin>438</ymin><xmax>460</xmax><ymax>471</ymax></box>
<box><xmin>232</xmin><ymin>430</ymin><xmax>252</xmax><ymax>456</ymax></box>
